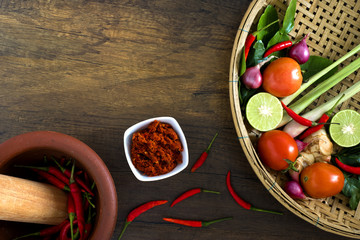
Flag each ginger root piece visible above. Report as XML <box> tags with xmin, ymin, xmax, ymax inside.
<box><xmin>290</xmin><ymin>129</ymin><xmax>333</xmax><ymax>181</ymax></box>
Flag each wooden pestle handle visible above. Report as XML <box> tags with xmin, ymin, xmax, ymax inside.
<box><xmin>0</xmin><ymin>174</ymin><xmax>68</xmax><ymax>225</ymax></box>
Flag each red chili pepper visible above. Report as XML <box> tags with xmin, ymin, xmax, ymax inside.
<box><xmin>83</xmin><ymin>192</ymin><xmax>95</xmax><ymax>210</ymax></box>
<box><xmin>83</xmin><ymin>205</ymin><xmax>94</xmax><ymax>240</ymax></box>
<box><xmin>32</xmin><ymin>169</ymin><xmax>70</xmax><ymax>191</ymax></box>
<box><xmin>298</xmin><ymin>94</ymin><xmax>344</xmax><ymax>140</ymax></box>
<box><xmin>69</xmin><ymin>161</ymin><xmax>85</xmax><ymax>240</ymax></box>
<box><xmin>60</xmin><ymin>156</ymin><xmax>66</xmax><ymax>165</ymax></box>
<box><xmin>13</xmin><ymin>219</ymin><xmax>69</xmax><ymax>240</ymax></box>
<box><xmin>60</xmin><ymin>219</ymin><xmax>79</xmax><ymax>240</ymax></box>
<box><xmin>191</xmin><ymin>133</ymin><xmax>218</xmax><ymax>172</ymax></box>
<box><xmin>53</xmin><ymin>157</ymin><xmax>95</xmax><ymax>196</ymax></box>
<box><xmin>243</xmin><ymin>19</ymin><xmax>279</xmax><ymax>60</ymax></box>
<box><xmin>281</xmin><ymin>101</ymin><xmax>318</xmax><ymax>127</ymax></box>
<box><xmin>67</xmin><ymin>194</ymin><xmax>76</xmax><ymax>240</ymax></box>
<box><xmin>163</xmin><ymin>217</ymin><xmax>232</xmax><ymax>227</ymax></box>
<box><xmin>15</xmin><ymin>165</ymin><xmax>69</xmax><ymax>185</ymax></box>
<box><xmin>226</xmin><ymin>171</ymin><xmax>282</xmax><ymax>215</ymax></box>
<box><xmin>118</xmin><ymin>200</ymin><xmax>168</xmax><ymax>240</ymax></box>
<box><xmin>84</xmin><ymin>172</ymin><xmax>90</xmax><ymax>186</ymax></box>
<box><xmin>170</xmin><ymin>188</ymin><xmax>220</xmax><ymax>207</ymax></box>
<box><xmin>335</xmin><ymin>157</ymin><xmax>360</xmax><ymax>175</ymax></box>
<box><xmin>84</xmin><ymin>223</ymin><xmax>92</xmax><ymax>240</ymax></box>
<box><xmin>298</xmin><ymin>113</ymin><xmax>329</xmax><ymax>140</ymax></box>
<box><xmin>263</xmin><ymin>40</ymin><xmax>293</xmax><ymax>58</ymax></box>
<box><xmin>244</xmin><ymin>34</ymin><xmax>256</xmax><ymax>60</ymax></box>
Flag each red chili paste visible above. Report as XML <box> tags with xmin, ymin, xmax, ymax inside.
<box><xmin>131</xmin><ymin>120</ymin><xmax>183</xmax><ymax>176</ymax></box>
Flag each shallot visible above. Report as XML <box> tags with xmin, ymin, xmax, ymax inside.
<box><xmin>295</xmin><ymin>139</ymin><xmax>308</xmax><ymax>152</ymax></box>
<box><xmin>289</xmin><ymin>33</ymin><xmax>310</xmax><ymax>64</ymax></box>
<box><xmin>241</xmin><ymin>56</ymin><xmax>275</xmax><ymax>89</ymax></box>
<box><xmin>284</xmin><ymin>180</ymin><xmax>307</xmax><ymax>200</ymax></box>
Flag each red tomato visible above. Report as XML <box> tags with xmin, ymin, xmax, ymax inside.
<box><xmin>257</xmin><ymin>130</ymin><xmax>298</xmax><ymax>171</ymax></box>
<box><xmin>300</xmin><ymin>162</ymin><xmax>344</xmax><ymax>198</ymax></box>
<box><xmin>262</xmin><ymin>57</ymin><xmax>303</xmax><ymax>97</ymax></box>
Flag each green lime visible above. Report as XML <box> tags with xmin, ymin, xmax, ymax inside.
<box><xmin>329</xmin><ymin>109</ymin><xmax>360</xmax><ymax>147</ymax></box>
<box><xmin>245</xmin><ymin>92</ymin><xmax>283</xmax><ymax>132</ymax></box>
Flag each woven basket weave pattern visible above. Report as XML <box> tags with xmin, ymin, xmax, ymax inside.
<box><xmin>229</xmin><ymin>0</ymin><xmax>360</xmax><ymax>238</ymax></box>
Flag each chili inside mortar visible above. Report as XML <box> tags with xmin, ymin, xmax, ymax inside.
<box><xmin>131</xmin><ymin>120</ymin><xmax>183</xmax><ymax>176</ymax></box>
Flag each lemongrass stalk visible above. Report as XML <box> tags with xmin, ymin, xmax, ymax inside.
<box><xmin>278</xmin><ymin>56</ymin><xmax>360</xmax><ymax>127</ymax></box>
<box><xmin>282</xmin><ymin>80</ymin><xmax>360</xmax><ymax>138</ymax></box>
<box><xmin>281</xmin><ymin>43</ymin><xmax>360</xmax><ymax>105</ymax></box>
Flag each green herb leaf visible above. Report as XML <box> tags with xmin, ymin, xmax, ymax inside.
<box><xmin>338</xmin><ymin>155</ymin><xmax>360</xmax><ymax>167</ymax></box>
<box><xmin>338</xmin><ymin>143</ymin><xmax>360</xmax><ymax>155</ymax></box>
<box><xmin>300</xmin><ymin>56</ymin><xmax>338</xmax><ymax>84</ymax></box>
<box><xmin>266</xmin><ymin>0</ymin><xmax>296</xmax><ymax>48</ymax></box>
<box><xmin>336</xmin><ymin>144</ymin><xmax>360</xmax><ymax>167</ymax></box>
<box><xmin>281</xmin><ymin>0</ymin><xmax>297</xmax><ymax>34</ymax></box>
<box><xmin>239</xmin><ymin>82</ymin><xmax>259</xmax><ymax>110</ymax></box>
<box><xmin>342</xmin><ymin>176</ymin><xmax>360</xmax><ymax>210</ymax></box>
<box><xmin>240</xmin><ymin>48</ymin><xmax>247</xmax><ymax>77</ymax></box>
<box><xmin>256</xmin><ymin>5</ymin><xmax>279</xmax><ymax>46</ymax></box>
<box><xmin>266</xmin><ymin>30</ymin><xmax>290</xmax><ymax>49</ymax></box>
<box><xmin>247</xmin><ymin>40</ymin><xmax>266</xmax><ymax>67</ymax></box>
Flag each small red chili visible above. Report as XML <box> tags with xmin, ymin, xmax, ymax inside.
<box><xmin>281</xmin><ymin>101</ymin><xmax>318</xmax><ymax>127</ymax></box>
<box><xmin>15</xmin><ymin>165</ymin><xmax>70</xmax><ymax>185</ymax></box>
<box><xmin>298</xmin><ymin>94</ymin><xmax>344</xmax><ymax>140</ymax></box>
<box><xmin>163</xmin><ymin>217</ymin><xmax>232</xmax><ymax>227</ymax></box>
<box><xmin>13</xmin><ymin>219</ymin><xmax>69</xmax><ymax>240</ymax></box>
<box><xmin>60</xmin><ymin>156</ymin><xmax>66</xmax><ymax>165</ymax></box>
<box><xmin>335</xmin><ymin>157</ymin><xmax>360</xmax><ymax>175</ymax></box>
<box><xmin>84</xmin><ymin>205</ymin><xmax>95</xmax><ymax>239</ymax></box>
<box><xmin>191</xmin><ymin>133</ymin><xmax>218</xmax><ymax>172</ymax></box>
<box><xmin>244</xmin><ymin>34</ymin><xmax>256</xmax><ymax>60</ymax></box>
<box><xmin>298</xmin><ymin>113</ymin><xmax>329</xmax><ymax>140</ymax></box>
<box><xmin>32</xmin><ymin>169</ymin><xmax>70</xmax><ymax>191</ymax></box>
<box><xmin>84</xmin><ymin>223</ymin><xmax>92</xmax><ymax>240</ymax></box>
<box><xmin>170</xmin><ymin>188</ymin><xmax>220</xmax><ymax>207</ymax></box>
<box><xmin>226</xmin><ymin>171</ymin><xmax>282</xmax><ymax>215</ymax></box>
<box><xmin>60</xmin><ymin>219</ymin><xmax>79</xmax><ymax>240</ymax></box>
<box><xmin>264</xmin><ymin>40</ymin><xmax>293</xmax><ymax>58</ymax></box>
<box><xmin>69</xmin><ymin>161</ymin><xmax>85</xmax><ymax>240</ymax></box>
<box><xmin>243</xmin><ymin>19</ymin><xmax>279</xmax><ymax>60</ymax></box>
<box><xmin>53</xmin><ymin>157</ymin><xmax>94</xmax><ymax>196</ymax></box>
<box><xmin>118</xmin><ymin>200</ymin><xmax>168</xmax><ymax>240</ymax></box>
<box><xmin>67</xmin><ymin>194</ymin><xmax>76</xmax><ymax>240</ymax></box>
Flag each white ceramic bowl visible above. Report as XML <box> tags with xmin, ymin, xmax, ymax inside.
<box><xmin>123</xmin><ymin>117</ymin><xmax>189</xmax><ymax>181</ymax></box>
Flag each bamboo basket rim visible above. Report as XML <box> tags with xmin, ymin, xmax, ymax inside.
<box><xmin>229</xmin><ymin>0</ymin><xmax>360</xmax><ymax>238</ymax></box>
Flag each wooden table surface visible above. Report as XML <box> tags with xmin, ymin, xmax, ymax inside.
<box><xmin>0</xmin><ymin>1</ymin><xmax>354</xmax><ymax>239</ymax></box>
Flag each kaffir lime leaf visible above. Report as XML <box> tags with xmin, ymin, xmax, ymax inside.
<box><xmin>245</xmin><ymin>92</ymin><xmax>282</xmax><ymax>132</ymax></box>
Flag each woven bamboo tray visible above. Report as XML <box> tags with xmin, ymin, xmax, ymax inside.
<box><xmin>229</xmin><ymin>0</ymin><xmax>360</xmax><ymax>238</ymax></box>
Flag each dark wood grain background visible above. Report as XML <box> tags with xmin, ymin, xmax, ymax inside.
<box><xmin>0</xmin><ymin>0</ymin><xmax>354</xmax><ymax>239</ymax></box>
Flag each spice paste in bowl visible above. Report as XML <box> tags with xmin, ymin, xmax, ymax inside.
<box><xmin>123</xmin><ymin>116</ymin><xmax>189</xmax><ymax>181</ymax></box>
<box><xmin>131</xmin><ymin>120</ymin><xmax>183</xmax><ymax>176</ymax></box>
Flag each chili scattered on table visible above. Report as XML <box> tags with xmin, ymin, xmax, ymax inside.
<box><xmin>131</xmin><ymin>120</ymin><xmax>183</xmax><ymax>176</ymax></box>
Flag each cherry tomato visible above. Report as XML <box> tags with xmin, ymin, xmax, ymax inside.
<box><xmin>300</xmin><ymin>162</ymin><xmax>344</xmax><ymax>199</ymax></box>
<box><xmin>262</xmin><ymin>57</ymin><xmax>303</xmax><ymax>97</ymax></box>
<box><xmin>257</xmin><ymin>130</ymin><xmax>298</xmax><ymax>171</ymax></box>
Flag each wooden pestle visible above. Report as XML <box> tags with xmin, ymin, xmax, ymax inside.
<box><xmin>0</xmin><ymin>174</ymin><xmax>68</xmax><ymax>225</ymax></box>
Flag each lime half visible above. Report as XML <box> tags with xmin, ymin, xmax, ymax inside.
<box><xmin>245</xmin><ymin>92</ymin><xmax>282</xmax><ymax>132</ymax></box>
<box><xmin>329</xmin><ymin>109</ymin><xmax>360</xmax><ymax>147</ymax></box>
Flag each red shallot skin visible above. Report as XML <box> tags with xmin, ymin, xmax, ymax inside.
<box><xmin>289</xmin><ymin>169</ymin><xmax>300</xmax><ymax>182</ymax></box>
<box><xmin>284</xmin><ymin>180</ymin><xmax>307</xmax><ymax>200</ymax></box>
<box><xmin>295</xmin><ymin>139</ymin><xmax>308</xmax><ymax>152</ymax></box>
<box><xmin>241</xmin><ymin>56</ymin><xmax>276</xmax><ymax>89</ymax></box>
<box><xmin>289</xmin><ymin>34</ymin><xmax>310</xmax><ymax>64</ymax></box>
<box><xmin>241</xmin><ymin>65</ymin><xmax>262</xmax><ymax>89</ymax></box>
